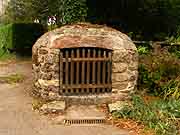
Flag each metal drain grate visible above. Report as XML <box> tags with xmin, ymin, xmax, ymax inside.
<box><xmin>64</xmin><ymin>119</ymin><xmax>106</xmax><ymax>125</ymax></box>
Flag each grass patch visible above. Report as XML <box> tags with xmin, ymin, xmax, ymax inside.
<box><xmin>112</xmin><ymin>95</ymin><xmax>180</xmax><ymax>135</ymax></box>
<box><xmin>0</xmin><ymin>53</ymin><xmax>16</xmax><ymax>62</ymax></box>
<box><xmin>0</xmin><ymin>73</ymin><xmax>25</xmax><ymax>84</ymax></box>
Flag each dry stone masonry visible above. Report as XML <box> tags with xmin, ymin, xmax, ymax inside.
<box><xmin>32</xmin><ymin>23</ymin><xmax>138</xmax><ymax>104</ymax></box>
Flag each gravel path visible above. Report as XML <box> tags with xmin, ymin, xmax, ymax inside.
<box><xmin>0</xmin><ymin>59</ymin><xmax>129</xmax><ymax>135</ymax></box>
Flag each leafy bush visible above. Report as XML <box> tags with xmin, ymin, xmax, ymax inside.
<box><xmin>0</xmin><ymin>53</ymin><xmax>16</xmax><ymax>61</ymax></box>
<box><xmin>137</xmin><ymin>43</ymin><xmax>152</xmax><ymax>55</ymax></box>
<box><xmin>60</xmin><ymin>0</ymin><xmax>87</xmax><ymax>25</ymax></box>
<box><xmin>5</xmin><ymin>0</ymin><xmax>88</xmax><ymax>26</ymax></box>
<box><xmin>0</xmin><ymin>24</ymin><xmax>13</xmax><ymax>56</ymax></box>
<box><xmin>0</xmin><ymin>23</ymin><xmax>46</xmax><ymax>56</ymax></box>
<box><xmin>112</xmin><ymin>95</ymin><xmax>180</xmax><ymax>135</ymax></box>
<box><xmin>138</xmin><ymin>46</ymin><xmax>180</xmax><ymax>96</ymax></box>
<box><xmin>168</xmin><ymin>45</ymin><xmax>180</xmax><ymax>58</ymax></box>
<box><xmin>162</xmin><ymin>77</ymin><xmax>180</xmax><ymax>99</ymax></box>
<box><xmin>137</xmin><ymin>46</ymin><xmax>150</xmax><ymax>55</ymax></box>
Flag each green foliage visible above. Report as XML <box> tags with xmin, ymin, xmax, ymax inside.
<box><xmin>0</xmin><ymin>53</ymin><xmax>16</xmax><ymax>61</ymax></box>
<box><xmin>0</xmin><ymin>24</ymin><xmax>13</xmax><ymax>56</ymax></box>
<box><xmin>168</xmin><ymin>45</ymin><xmax>180</xmax><ymax>58</ymax></box>
<box><xmin>4</xmin><ymin>0</ymin><xmax>34</xmax><ymax>23</ymax></box>
<box><xmin>3</xmin><ymin>0</ymin><xmax>180</xmax><ymax>39</ymax></box>
<box><xmin>4</xmin><ymin>0</ymin><xmax>88</xmax><ymax>26</ymax></box>
<box><xmin>0</xmin><ymin>23</ymin><xmax>45</xmax><ymax>56</ymax></box>
<box><xmin>166</xmin><ymin>26</ymin><xmax>180</xmax><ymax>43</ymax></box>
<box><xmin>137</xmin><ymin>44</ymin><xmax>152</xmax><ymax>55</ymax></box>
<box><xmin>60</xmin><ymin>0</ymin><xmax>87</xmax><ymax>25</ymax></box>
<box><xmin>87</xmin><ymin>0</ymin><xmax>180</xmax><ymax>40</ymax></box>
<box><xmin>138</xmin><ymin>46</ymin><xmax>149</xmax><ymax>55</ymax></box>
<box><xmin>162</xmin><ymin>77</ymin><xmax>180</xmax><ymax>100</ymax></box>
<box><xmin>138</xmin><ymin>46</ymin><xmax>180</xmax><ymax>96</ymax></box>
<box><xmin>112</xmin><ymin>95</ymin><xmax>180</xmax><ymax>135</ymax></box>
<box><xmin>4</xmin><ymin>0</ymin><xmax>180</xmax><ymax>39</ymax></box>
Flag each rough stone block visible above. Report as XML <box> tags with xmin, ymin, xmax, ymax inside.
<box><xmin>40</xmin><ymin>72</ymin><xmax>52</xmax><ymax>80</ymax></box>
<box><xmin>38</xmin><ymin>48</ymin><xmax>48</xmax><ymax>55</ymax></box>
<box><xmin>128</xmin><ymin>61</ymin><xmax>138</xmax><ymax>71</ymax></box>
<box><xmin>41</xmin><ymin>63</ymin><xmax>54</xmax><ymax>72</ymax></box>
<box><xmin>112</xmin><ymin>82</ymin><xmax>128</xmax><ymax>90</ymax></box>
<box><xmin>44</xmin><ymin>55</ymin><xmax>54</xmax><ymax>64</ymax></box>
<box><xmin>112</xmin><ymin>62</ymin><xmax>127</xmax><ymax>73</ymax></box>
<box><xmin>112</xmin><ymin>50</ymin><xmax>129</xmax><ymax>63</ymax></box>
<box><xmin>40</xmin><ymin>101</ymin><xmax>66</xmax><ymax>114</ymax></box>
<box><xmin>108</xmin><ymin>101</ymin><xmax>129</xmax><ymax>112</ymax></box>
<box><xmin>32</xmin><ymin>54</ymin><xmax>39</xmax><ymax>66</ymax></box>
<box><xmin>112</xmin><ymin>73</ymin><xmax>129</xmax><ymax>82</ymax></box>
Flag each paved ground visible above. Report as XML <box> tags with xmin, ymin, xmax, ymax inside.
<box><xmin>0</xmin><ymin>59</ymin><xmax>130</xmax><ymax>135</ymax></box>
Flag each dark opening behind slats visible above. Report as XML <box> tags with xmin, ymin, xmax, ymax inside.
<box><xmin>59</xmin><ymin>48</ymin><xmax>112</xmax><ymax>95</ymax></box>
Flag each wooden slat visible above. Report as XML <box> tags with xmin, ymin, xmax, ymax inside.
<box><xmin>92</xmin><ymin>49</ymin><xmax>96</xmax><ymax>93</ymax></box>
<box><xmin>81</xmin><ymin>49</ymin><xmax>85</xmax><ymax>93</ymax></box>
<box><xmin>70</xmin><ymin>50</ymin><xmax>74</xmax><ymax>93</ymax></box>
<box><xmin>75</xmin><ymin>49</ymin><xmax>80</xmax><ymax>94</ymax></box>
<box><xmin>59</xmin><ymin>50</ymin><xmax>63</xmax><ymax>94</ymax></box>
<box><xmin>76</xmin><ymin>49</ymin><xmax>80</xmax><ymax>85</ymax></box>
<box><xmin>65</xmin><ymin>50</ymin><xmax>69</xmax><ymax>93</ymax></box>
<box><xmin>107</xmin><ymin>51</ymin><xmax>112</xmax><ymax>91</ymax></box>
<box><xmin>97</xmin><ymin>49</ymin><xmax>101</xmax><ymax>93</ymax></box>
<box><xmin>82</xmin><ymin>49</ymin><xmax>85</xmax><ymax>84</ymax></box>
<box><xmin>97</xmin><ymin>50</ymin><xmax>101</xmax><ymax>84</ymax></box>
<box><xmin>86</xmin><ymin>49</ymin><xmax>91</xmax><ymax>93</ymax></box>
<box><xmin>102</xmin><ymin>50</ymin><xmax>106</xmax><ymax>93</ymax></box>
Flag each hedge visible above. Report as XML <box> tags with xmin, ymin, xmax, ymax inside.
<box><xmin>0</xmin><ymin>23</ymin><xmax>46</xmax><ymax>56</ymax></box>
<box><xmin>0</xmin><ymin>24</ymin><xmax>13</xmax><ymax>56</ymax></box>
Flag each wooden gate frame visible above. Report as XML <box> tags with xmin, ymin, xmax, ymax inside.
<box><xmin>59</xmin><ymin>47</ymin><xmax>112</xmax><ymax>95</ymax></box>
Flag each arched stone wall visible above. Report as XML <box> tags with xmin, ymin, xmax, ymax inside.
<box><xmin>32</xmin><ymin>23</ymin><xmax>138</xmax><ymax>104</ymax></box>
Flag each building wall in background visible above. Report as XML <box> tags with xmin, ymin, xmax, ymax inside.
<box><xmin>0</xmin><ymin>0</ymin><xmax>9</xmax><ymax>16</ymax></box>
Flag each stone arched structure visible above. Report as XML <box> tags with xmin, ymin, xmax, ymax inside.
<box><xmin>32</xmin><ymin>23</ymin><xmax>138</xmax><ymax>104</ymax></box>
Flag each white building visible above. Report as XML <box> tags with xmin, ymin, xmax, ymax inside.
<box><xmin>0</xmin><ymin>0</ymin><xmax>9</xmax><ymax>16</ymax></box>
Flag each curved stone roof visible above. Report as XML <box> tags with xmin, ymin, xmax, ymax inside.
<box><xmin>33</xmin><ymin>23</ymin><xmax>137</xmax><ymax>51</ymax></box>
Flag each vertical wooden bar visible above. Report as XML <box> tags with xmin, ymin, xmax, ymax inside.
<box><xmin>107</xmin><ymin>51</ymin><xmax>112</xmax><ymax>92</ymax></box>
<box><xmin>97</xmin><ymin>49</ymin><xmax>101</xmax><ymax>93</ymax></box>
<box><xmin>70</xmin><ymin>50</ymin><xmax>74</xmax><ymax>94</ymax></box>
<box><xmin>86</xmin><ymin>49</ymin><xmax>90</xmax><ymax>93</ymax></box>
<box><xmin>102</xmin><ymin>50</ymin><xmax>106</xmax><ymax>93</ymax></box>
<box><xmin>92</xmin><ymin>49</ymin><xmax>96</xmax><ymax>93</ymax></box>
<box><xmin>59</xmin><ymin>50</ymin><xmax>63</xmax><ymax>94</ymax></box>
<box><xmin>65</xmin><ymin>50</ymin><xmax>69</xmax><ymax>94</ymax></box>
<box><xmin>81</xmin><ymin>48</ymin><xmax>85</xmax><ymax>93</ymax></box>
<box><xmin>76</xmin><ymin>49</ymin><xmax>80</xmax><ymax>94</ymax></box>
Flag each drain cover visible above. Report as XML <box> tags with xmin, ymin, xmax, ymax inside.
<box><xmin>55</xmin><ymin>105</ymin><xmax>107</xmax><ymax>125</ymax></box>
<box><xmin>64</xmin><ymin>119</ymin><xmax>106</xmax><ymax>125</ymax></box>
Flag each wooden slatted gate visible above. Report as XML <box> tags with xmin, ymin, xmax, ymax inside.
<box><xmin>59</xmin><ymin>48</ymin><xmax>112</xmax><ymax>95</ymax></box>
